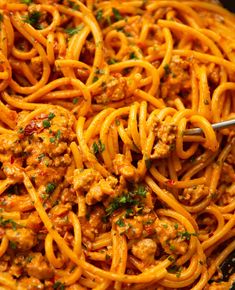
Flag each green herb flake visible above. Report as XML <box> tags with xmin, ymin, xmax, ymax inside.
<box><xmin>53</xmin><ymin>281</ymin><xmax>65</xmax><ymax>290</ymax></box>
<box><xmin>168</xmin><ymin>256</ymin><xmax>175</xmax><ymax>262</ymax></box>
<box><xmin>115</xmin><ymin>119</ymin><xmax>120</xmax><ymax>126</ymax></box>
<box><xmin>98</xmin><ymin>139</ymin><xmax>105</xmax><ymax>152</ymax></box>
<box><xmin>116</xmin><ymin>218</ymin><xmax>125</xmax><ymax>227</ymax></box>
<box><xmin>105</xmin><ymin>254</ymin><xmax>111</xmax><ymax>261</ymax></box>
<box><xmin>96</xmin><ymin>9</ymin><xmax>103</xmax><ymax>21</ymax></box>
<box><xmin>174</xmin><ymin>223</ymin><xmax>178</xmax><ymax>230</ymax></box>
<box><xmin>48</xmin><ymin>112</ymin><xmax>55</xmax><ymax>120</ymax></box>
<box><xmin>125</xmin><ymin>208</ymin><xmax>133</xmax><ymax>217</ymax></box>
<box><xmin>92</xmin><ymin>139</ymin><xmax>105</xmax><ymax>155</ymax></box>
<box><xmin>26</xmin><ymin>255</ymin><xmax>34</xmax><ymax>263</ymax></box>
<box><xmin>21</xmin><ymin>0</ymin><xmax>33</xmax><ymax>4</ymax></box>
<box><xmin>18</xmin><ymin>127</ymin><xmax>24</xmax><ymax>134</ymax></box>
<box><xmin>108</xmin><ymin>58</ymin><xmax>117</xmax><ymax>65</ymax></box>
<box><xmin>68</xmin><ymin>0</ymin><xmax>80</xmax><ymax>10</ymax></box>
<box><xmin>145</xmin><ymin>158</ymin><xmax>152</xmax><ymax>170</ymax></box>
<box><xmin>106</xmin><ymin>193</ymin><xmax>139</xmax><ymax>217</ymax></box>
<box><xmin>38</xmin><ymin>153</ymin><xmax>45</xmax><ymax>160</ymax></box>
<box><xmin>0</xmin><ymin>13</ymin><xmax>3</xmax><ymax>22</ymax></box>
<box><xmin>163</xmin><ymin>64</ymin><xmax>171</xmax><ymax>76</ymax></box>
<box><xmin>163</xmin><ymin>224</ymin><xmax>168</xmax><ymax>229</ymax></box>
<box><xmin>41</xmin><ymin>193</ymin><xmax>49</xmax><ymax>200</ymax></box>
<box><xmin>92</xmin><ymin>142</ymin><xmax>99</xmax><ymax>154</ymax></box>
<box><xmin>190</xmin><ymin>156</ymin><xmax>196</xmax><ymax>163</ymax></box>
<box><xmin>55</xmin><ymin>130</ymin><xmax>61</xmax><ymax>140</ymax></box>
<box><xmin>112</xmin><ymin>8</ymin><xmax>123</xmax><ymax>21</ymax></box>
<box><xmin>65</xmin><ymin>24</ymin><xmax>84</xmax><ymax>36</ymax></box>
<box><xmin>72</xmin><ymin>98</ymin><xmax>78</xmax><ymax>104</ymax></box>
<box><xmin>129</xmin><ymin>52</ymin><xmax>138</xmax><ymax>59</ymax></box>
<box><xmin>0</xmin><ymin>217</ymin><xmax>17</xmax><ymax>231</ymax></box>
<box><xmin>9</xmin><ymin>241</ymin><xmax>17</xmax><ymax>250</ymax></box>
<box><xmin>170</xmin><ymin>244</ymin><xmax>175</xmax><ymax>251</ymax></box>
<box><xmin>179</xmin><ymin>231</ymin><xmax>197</xmax><ymax>241</ymax></box>
<box><xmin>45</xmin><ymin>182</ymin><xmax>56</xmax><ymax>194</ymax></box>
<box><xmin>23</xmin><ymin>11</ymin><xmax>42</xmax><ymax>30</ymax></box>
<box><xmin>135</xmin><ymin>185</ymin><xmax>147</xmax><ymax>197</ymax></box>
<box><xmin>95</xmin><ymin>68</ymin><xmax>105</xmax><ymax>75</ymax></box>
<box><xmin>42</xmin><ymin>120</ymin><xmax>51</xmax><ymax>128</ymax></box>
<box><xmin>92</xmin><ymin>76</ymin><xmax>99</xmax><ymax>83</ymax></box>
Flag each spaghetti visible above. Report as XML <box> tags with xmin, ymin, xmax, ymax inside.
<box><xmin>0</xmin><ymin>0</ymin><xmax>234</xmax><ymax>289</ymax></box>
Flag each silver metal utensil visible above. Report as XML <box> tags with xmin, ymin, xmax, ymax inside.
<box><xmin>184</xmin><ymin>119</ymin><xmax>235</xmax><ymax>135</ymax></box>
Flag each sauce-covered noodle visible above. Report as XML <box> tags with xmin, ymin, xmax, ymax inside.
<box><xmin>0</xmin><ymin>0</ymin><xmax>234</xmax><ymax>289</ymax></box>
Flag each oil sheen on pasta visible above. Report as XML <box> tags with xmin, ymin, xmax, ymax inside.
<box><xmin>0</xmin><ymin>0</ymin><xmax>234</xmax><ymax>289</ymax></box>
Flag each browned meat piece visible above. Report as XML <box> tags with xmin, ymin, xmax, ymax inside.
<box><xmin>116</xmin><ymin>218</ymin><xmax>143</xmax><ymax>240</ymax></box>
<box><xmin>26</xmin><ymin>252</ymin><xmax>54</xmax><ymax>280</ymax></box>
<box><xmin>180</xmin><ymin>185</ymin><xmax>210</xmax><ymax>205</ymax></box>
<box><xmin>151</xmin><ymin>119</ymin><xmax>177</xmax><ymax>159</ymax></box>
<box><xmin>17</xmin><ymin>277</ymin><xmax>44</xmax><ymax>290</ymax></box>
<box><xmin>79</xmin><ymin>206</ymin><xmax>106</xmax><ymax>241</ymax></box>
<box><xmin>6</xmin><ymin>228</ymin><xmax>37</xmax><ymax>251</ymax></box>
<box><xmin>113</xmin><ymin>154</ymin><xmax>137</xmax><ymax>181</ymax></box>
<box><xmin>160</xmin><ymin>56</ymin><xmax>191</xmax><ymax>100</ymax></box>
<box><xmin>131</xmin><ymin>238</ymin><xmax>157</xmax><ymax>265</ymax></box>
<box><xmin>154</xmin><ymin>218</ymin><xmax>188</xmax><ymax>255</ymax></box>
<box><xmin>94</xmin><ymin>73</ymin><xmax>129</xmax><ymax>104</ymax></box>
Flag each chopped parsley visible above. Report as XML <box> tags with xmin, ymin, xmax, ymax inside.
<box><xmin>125</xmin><ymin>208</ymin><xmax>134</xmax><ymax>217</ymax></box>
<box><xmin>38</xmin><ymin>153</ymin><xmax>45</xmax><ymax>160</ymax></box>
<box><xmin>9</xmin><ymin>241</ymin><xmax>17</xmax><ymax>249</ymax></box>
<box><xmin>42</xmin><ymin>120</ymin><xmax>51</xmax><ymax>128</ymax></box>
<box><xmin>105</xmin><ymin>254</ymin><xmax>111</xmax><ymax>261</ymax></box>
<box><xmin>45</xmin><ymin>182</ymin><xmax>56</xmax><ymax>194</ymax></box>
<box><xmin>96</xmin><ymin>9</ymin><xmax>103</xmax><ymax>21</ymax></box>
<box><xmin>0</xmin><ymin>217</ymin><xmax>17</xmax><ymax>231</ymax></box>
<box><xmin>179</xmin><ymin>231</ymin><xmax>197</xmax><ymax>241</ymax></box>
<box><xmin>168</xmin><ymin>265</ymin><xmax>182</xmax><ymax>278</ymax></box>
<box><xmin>92</xmin><ymin>139</ymin><xmax>105</xmax><ymax>154</ymax></box>
<box><xmin>55</xmin><ymin>130</ymin><xmax>61</xmax><ymax>140</ymax></box>
<box><xmin>145</xmin><ymin>158</ymin><xmax>152</xmax><ymax>170</ymax></box>
<box><xmin>170</xmin><ymin>244</ymin><xmax>175</xmax><ymax>251</ymax></box>
<box><xmin>108</xmin><ymin>58</ymin><xmax>117</xmax><ymax>64</ymax></box>
<box><xmin>72</xmin><ymin>98</ymin><xmax>78</xmax><ymax>104</ymax></box>
<box><xmin>26</xmin><ymin>255</ymin><xmax>34</xmax><ymax>263</ymax></box>
<box><xmin>105</xmin><ymin>185</ymin><xmax>147</xmax><ymax>217</ymax></box>
<box><xmin>68</xmin><ymin>0</ymin><xmax>80</xmax><ymax>10</ymax></box>
<box><xmin>21</xmin><ymin>0</ymin><xmax>33</xmax><ymax>3</ymax></box>
<box><xmin>174</xmin><ymin>223</ymin><xmax>178</xmax><ymax>230</ymax></box>
<box><xmin>18</xmin><ymin>127</ymin><xmax>24</xmax><ymax>134</ymax></box>
<box><xmin>50</xmin><ymin>137</ymin><xmax>55</xmax><ymax>143</ymax></box>
<box><xmin>115</xmin><ymin>119</ymin><xmax>120</xmax><ymax>126</ymax></box>
<box><xmin>48</xmin><ymin>112</ymin><xmax>55</xmax><ymax>120</ymax></box>
<box><xmin>116</xmin><ymin>218</ymin><xmax>125</xmax><ymax>227</ymax></box>
<box><xmin>129</xmin><ymin>52</ymin><xmax>138</xmax><ymax>59</ymax></box>
<box><xmin>95</xmin><ymin>68</ymin><xmax>105</xmax><ymax>75</ymax></box>
<box><xmin>65</xmin><ymin>24</ymin><xmax>84</xmax><ymax>36</ymax></box>
<box><xmin>163</xmin><ymin>64</ymin><xmax>171</xmax><ymax>76</ymax></box>
<box><xmin>134</xmin><ymin>185</ymin><xmax>147</xmax><ymax>197</ymax></box>
<box><xmin>190</xmin><ymin>156</ymin><xmax>196</xmax><ymax>163</ymax></box>
<box><xmin>23</xmin><ymin>11</ymin><xmax>42</xmax><ymax>30</ymax></box>
<box><xmin>53</xmin><ymin>281</ymin><xmax>65</xmax><ymax>290</ymax></box>
<box><xmin>112</xmin><ymin>8</ymin><xmax>123</xmax><ymax>21</ymax></box>
<box><xmin>92</xmin><ymin>76</ymin><xmax>99</xmax><ymax>83</ymax></box>
<box><xmin>168</xmin><ymin>256</ymin><xmax>175</xmax><ymax>262</ymax></box>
